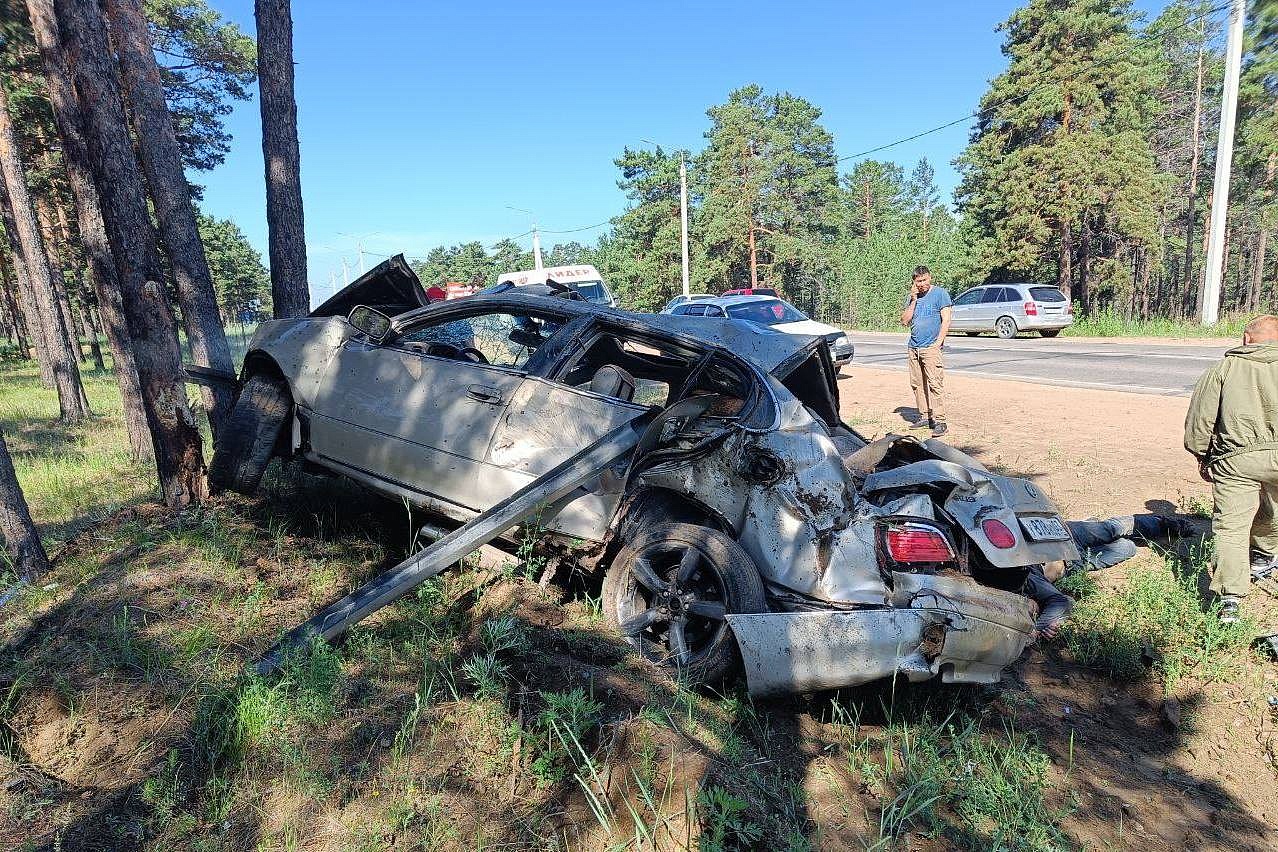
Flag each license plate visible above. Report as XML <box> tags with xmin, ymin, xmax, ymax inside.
<box><xmin>1020</xmin><ymin>516</ymin><xmax>1070</xmax><ymax>542</ymax></box>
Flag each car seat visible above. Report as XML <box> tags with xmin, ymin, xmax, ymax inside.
<box><xmin>589</xmin><ymin>364</ymin><xmax>636</xmax><ymax>402</ymax></box>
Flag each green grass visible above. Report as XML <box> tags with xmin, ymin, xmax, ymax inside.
<box><xmin>1057</xmin><ymin>547</ymin><xmax>1255</xmax><ymax>688</ymax></box>
<box><xmin>1061</xmin><ymin>309</ymin><xmax>1248</xmax><ymax>339</ymax></box>
<box><xmin>831</xmin><ymin>698</ymin><xmax>1072</xmax><ymax>852</ymax></box>
<box><xmin>0</xmin><ymin>357</ymin><xmax>156</xmax><ymax>542</ymax></box>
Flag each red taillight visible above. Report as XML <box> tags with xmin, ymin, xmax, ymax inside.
<box><xmin>885</xmin><ymin>525</ymin><xmax>955</xmax><ymax>563</ymax></box>
<box><xmin>982</xmin><ymin>518</ymin><xmax>1017</xmax><ymax>549</ymax></box>
<box><xmin>1024</xmin><ymin>301</ymin><xmax>1038</xmax><ymax>316</ymax></box>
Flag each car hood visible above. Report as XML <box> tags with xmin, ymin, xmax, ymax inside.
<box><xmin>770</xmin><ymin>319</ymin><xmax>845</xmax><ymax>337</ymax></box>
<box><xmin>309</xmin><ymin>254</ymin><xmax>428</xmax><ymax>318</ymax></box>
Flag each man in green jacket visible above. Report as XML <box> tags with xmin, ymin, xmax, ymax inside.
<box><xmin>1184</xmin><ymin>314</ymin><xmax>1278</xmax><ymax>623</ymax></box>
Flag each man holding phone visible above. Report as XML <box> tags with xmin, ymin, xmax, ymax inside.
<box><xmin>900</xmin><ymin>266</ymin><xmax>953</xmax><ymax>437</ymax></box>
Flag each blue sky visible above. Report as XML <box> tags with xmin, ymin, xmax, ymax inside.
<box><xmin>199</xmin><ymin>0</ymin><xmax>1168</xmax><ymax>303</ymax></box>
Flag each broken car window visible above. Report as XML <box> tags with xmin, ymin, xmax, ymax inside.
<box><xmin>398</xmin><ymin>311</ymin><xmax>560</xmax><ymax>369</ymax></box>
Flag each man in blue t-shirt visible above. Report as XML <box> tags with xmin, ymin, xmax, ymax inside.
<box><xmin>899</xmin><ymin>266</ymin><xmax>953</xmax><ymax>437</ymax></box>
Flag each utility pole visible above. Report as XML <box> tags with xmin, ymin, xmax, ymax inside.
<box><xmin>1201</xmin><ymin>0</ymin><xmax>1245</xmax><ymax>326</ymax></box>
<box><xmin>644</xmin><ymin>140</ymin><xmax>692</xmax><ymax>296</ymax></box>
<box><xmin>357</xmin><ymin>241</ymin><xmax>366</xmax><ymax>273</ymax></box>
<box><xmin>507</xmin><ymin>206</ymin><xmax>543</xmax><ymax>269</ymax></box>
<box><xmin>531</xmin><ymin>223</ymin><xmax>543</xmax><ymax>270</ymax></box>
<box><xmin>679</xmin><ymin>155</ymin><xmax>690</xmax><ymax>297</ymax></box>
<box><xmin>341</xmin><ymin>255</ymin><xmax>350</xmax><ymax>286</ymax></box>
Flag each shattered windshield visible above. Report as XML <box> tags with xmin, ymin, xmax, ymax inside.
<box><xmin>573</xmin><ymin>281</ymin><xmax>610</xmax><ymax>304</ymax></box>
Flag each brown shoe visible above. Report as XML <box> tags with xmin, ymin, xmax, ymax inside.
<box><xmin>931</xmin><ymin>421</ymin><xmax>948</xmax><ymax>438</ymax></box>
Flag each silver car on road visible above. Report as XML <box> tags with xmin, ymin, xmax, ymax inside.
<box><xmin>948</xmin><ymin>283</ymin><xmax>1074</xmax><ymax>339</ymax></box>
<box><xmin>210</xmin><ymin>255</ymin><xmax>1078</xmax><ymax>695</ymax></box>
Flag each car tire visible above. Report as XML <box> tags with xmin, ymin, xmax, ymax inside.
<box><xmin>995</xmin><ymin>316</ymin><xmax>1018</xmax><ymax>339</ymax></box>
<box><xmin>208</xmin><ymin>374</ymin><xmax>292</xmax><ymax>495</ymax></box>
<box><xmin>603</xmin><ymin>522</ymin><xmax>766</xmax><ymax>685</ymax></box>
<box><xmin>1039</xmin><ymin>329</ymin><xmax>1061</xmax><ymax>338</ymax></box>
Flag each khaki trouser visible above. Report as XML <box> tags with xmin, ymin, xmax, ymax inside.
<box><xmin>907</xmin><ymin>345</ymin><xmax>946</xmax><ymax>423</ymax></box>
<box><xmin>1209</xmin><ymin>448</ymin><xmax>1278</xmax><ymax>598</ymax></box>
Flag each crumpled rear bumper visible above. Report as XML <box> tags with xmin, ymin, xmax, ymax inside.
<box><xmin>726</xmin><ymin>573</ymin><xmax>1034</xmax><ymax>697</ymax></box>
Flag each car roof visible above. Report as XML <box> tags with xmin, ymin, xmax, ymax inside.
<box><xmin>685</xmin><ymin>294</ymin><xmax>788</xmax><ymax>309</ymax></box>
<box><xmin>394</xmin><ymin>291</ymin><xmax>817</xmax><ymax>374</ymax></box>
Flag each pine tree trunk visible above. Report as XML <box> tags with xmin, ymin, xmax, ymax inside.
<box><xmin>0</xmin><ymin>247</ymin><xmax>29</xmax><ymax>358</ymax></box>
<box><xmin>52</xmin><ymin>0</ymin><xmax>206</xmax><ymax>505</ymax></box>
<box><xmin>0</xmin><ymin>426</ymin><xmax>50</xmax><ymax>581</ymax></box>
<box><xmin>1057</xmin><ymin>217</ymin><xmax>1072</xmax><ymax>301</ymax></box>
<box><xmin>27</xmin><ymin>0</ymin><xmax>152</xmax><ymax>462</ymax></box>
<box><xmin>255</xmin><ymin>0</ymin><xmax>310</xmax><ymax>318</ymax></box>
<box><xmin>2</xmin><ymin>222</ymin><xmax>49</xmax><ymax>379</ymax></box>
<box><xmin>105</xmin><ymin>0</ymin><xmax>235</xmax><ymax>431</ymax></box>
<box><xmin>1255</xmin><ymin>155</ymin><xmax>1276</xmax><ymax>314</ymax></box>
<box><xmin>80</xmin><ymin>301</ymin><xmax>104</xmax><ymax>370</ymax></box>
<box><xmin>35</xmin><ymin>195</ymin><xmax>86</xmax><ymax>367</ymax></box>
<box><xmin>0</xmin><ymin>85</ymin><xmax>90</xmax><ymax>424</ymax></box>
<box><xmin>748</xmin><ymin>225</ymin><xmax>759</xmax><ymax>289</ymax></box>
<box><xmin>1183</xmin><ymin>38</ymin><xmax>1205</xmax><ymax>313</ymax></box>
<box><xmin>1078</xmin><ymin>212</ymin><xmax>1092</xmax><ymax>314</ymax></box>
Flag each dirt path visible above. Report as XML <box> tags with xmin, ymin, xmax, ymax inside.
<box><xmin>838</xmin><ymin>366</ymin><xmax>1210</xmax><ymax>519</ymax></box>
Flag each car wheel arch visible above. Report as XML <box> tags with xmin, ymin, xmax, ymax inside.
<box><xmin>599</xmin><ymin>487</ymin><xmax>734</xmax><ymax>565</ymax></box>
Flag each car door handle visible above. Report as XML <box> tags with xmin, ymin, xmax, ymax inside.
<box><xmin>467</xmin><ymin>384</ymin><xmax>504</xmax><ymax>404</ymax></box>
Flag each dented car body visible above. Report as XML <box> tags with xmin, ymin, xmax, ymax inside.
<box><xmin>230</xmin><ymin>255</ymin><xmax>1078</xmax><ymax>696</ymax></box>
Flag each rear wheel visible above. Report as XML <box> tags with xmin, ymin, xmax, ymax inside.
<box><xmin>995</xmin><ymin>316</ymin><xmax>1018</xmax><ymax>339</ymax></box>
<box><xmin>1039</xmin><ymin>329</ymin><xmax>1061</xmax><ymax>338</ymax></box>
<box><xmin>208</xmin><ymin>375</ymin><xmax>291</xmax><ymax>495</ymax></box>
<box><xmin>603</xmin><ymin>522</ymin><xmax>766</xmax><ymax>685</ymax></box>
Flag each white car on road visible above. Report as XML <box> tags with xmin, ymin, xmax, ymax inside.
<box><xmin>948</xmin><ymin>283</ymin><xmax>1073</xmax><ymax>339</ymax></box>
<box><xmin>663</xmin><ymin>294</ymin><xmax>854</xmax><ymax>370</ymax></box>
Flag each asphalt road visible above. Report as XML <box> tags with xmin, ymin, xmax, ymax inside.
<box><xmin>850</xmin><ymin>332</ymin><xmax>1229</xmax><ymax>396</ymax></box>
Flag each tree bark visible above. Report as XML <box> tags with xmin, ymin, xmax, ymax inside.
<box><xmin>1183</xmin><ymin>36</ymin><xmax>1206</xmax><ymax>313</ymax></box>
<box><xmin>1078</xmin><ymin>211</ymin><xmax>1092</xmax><ymax>314</ymax></box>
<box><xmin>34</xmin><ymin>194</ymin><xmax>87</xmax><ymax>367</ymax></box>
<box><xmin>26</xmin><ymin>0</ymin><xmax>151</xmax><ymax>460</ymax></box>
<box><xmin>0</xmin><ymin>247</ymin><xmax>29</xmax><ymax>358</ymax></box>
<box><xmin>1057</xmin><ymin>217</ymin><xmax>1072</xmax><ymax>302</ymax></box>
<box><xmin>255</xmin><ymin>0</ymin><xmax>310</xmax><ymax>318</ymax></box>
<box><xmin>0</xmin><ymin>426</ymin><xmax>51</xmax><ymax>581</ymax></box>
<box><xmin>52</xmin><ymin>0</ymin><xmax>206</xmax><ymax>505</ymax></box>
<box><xmin>79</xmin><ymin>300</ymin><xmax>104</xmax><ymax>371</ymax></box>
<box><xmin>0</xmin><ymin>84</ymin><xmax>90</xmax><ymax>424</ymax></box>
<box><xmin>104</xmin><ymin>0</ymin><xmax>235</xmax><ymax>430</ymax></box>
<box><xmin>1</xmin><ymin>211</ymin><xmax>49</xmax><ymax>379</ymax></box>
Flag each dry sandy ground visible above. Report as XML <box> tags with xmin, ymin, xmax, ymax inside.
<box><xmin>838</xmin><ymin>366</ymin><xmax>1210</xmax><ymax>520</ymax></box>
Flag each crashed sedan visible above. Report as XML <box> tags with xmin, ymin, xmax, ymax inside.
<box><xmin>210</xmin><ymin>255</ymin><xmax>1078</xmax><ymax>696</ymax></box>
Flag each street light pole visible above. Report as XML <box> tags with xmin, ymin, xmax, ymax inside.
<box><xmin>679</xmin><ymin>156</ymin><xmax>690</xmax><ymax>297</ymax></box>
<box><xmin>1201</xmin><ymin>0</ymin><xmax>1245</xmax><ymax>326</ymax></box>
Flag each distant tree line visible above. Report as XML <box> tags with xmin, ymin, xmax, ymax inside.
<box><xmin>413</xmin><ymin>0</ymin><xmax>1278</xmax><ymax>329</ymax></box>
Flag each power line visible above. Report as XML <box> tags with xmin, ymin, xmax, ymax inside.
<box><xmin>540</xmin><ymin>219</ymin><xmax>612</xmax><ymax>234</ymax></box>
<box><xmin>836</xmin><ymin>0</ymin><xmax>1230</xmax><ymax>164</ymax></box>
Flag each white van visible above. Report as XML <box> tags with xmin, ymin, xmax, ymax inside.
<box><xmin>496</xmin><ymin>265</ymin><xmax>617</xmax><ymax>307</ymax></box>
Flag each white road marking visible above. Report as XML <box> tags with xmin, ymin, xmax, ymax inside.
<box><xmin>850</xmin><ymin>363</ymin><xmax>1190</xmax><ymax>396</ymax></box>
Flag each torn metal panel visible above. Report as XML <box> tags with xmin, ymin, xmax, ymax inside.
<box><xmin>729</xmin><ymin>575</ymin><xmax>1032</xmax><ymax>696</ymax></box>
<box><xmin>865</xmin><ymin>459</ymin><xmax>1079</xmax><ymax>568</ymax></box>
<box><xmin>255</xmin><ymin>415</ymin><xmax>650</xmax><ymax>673</ymax></box>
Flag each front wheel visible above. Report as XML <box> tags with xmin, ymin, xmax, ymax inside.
<box><xmin>995</xmin><ymin>316</ymin><xmax>1018</xmax><ymax>339</ymax></box>
<box><xmin>208</xmin><ymin>375</ymin><xmax>291</xmax><ymax>494</ymax></box>
<box><xmin>603</xmin><ymin>522</ymin><xmax>766</xmax><ymax>685</ymax></box>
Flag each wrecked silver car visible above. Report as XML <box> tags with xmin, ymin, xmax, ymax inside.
<box><xmin>210</xmin><ymin>255</ymin><xmax>1079</xmax><ymax>696</ymax></box>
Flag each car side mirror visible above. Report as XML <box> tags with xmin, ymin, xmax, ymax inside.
<box><xmin>347</xmin><ymin>305</ymin><xmax>393</xmax><ymax>342</ymax></box>
<box><xmin>508</xmin><ymin>327</ymin><xmax>544</xmax><ymax>349</ymax></box>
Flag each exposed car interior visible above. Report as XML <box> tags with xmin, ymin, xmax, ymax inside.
<box><xmin>555</xmin><ymin>324</ymin><xmax>753</xmax><ymax>416</ymax></box>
